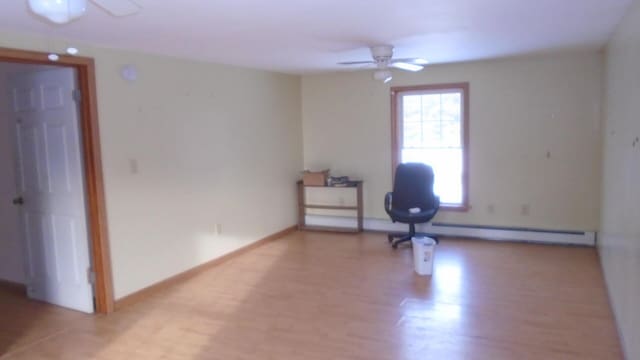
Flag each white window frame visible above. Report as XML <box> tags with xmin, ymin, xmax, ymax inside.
<box><xmin>391</xmin><ymin>83</ymin><xmax>470</xmax><ymax>211</ymax></box>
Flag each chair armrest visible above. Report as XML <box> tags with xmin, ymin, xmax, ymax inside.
<box><xmin>384</xmin><ymin>192</ymin><xmax>393</xmax><ymax>212</ymax></box>
<box><xmin>384</xmin><ymin>192</ymin><xmax>396</xmax><ymax>222</ymax></box>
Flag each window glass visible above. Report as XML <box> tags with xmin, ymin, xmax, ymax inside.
<box><xmin>393</xmin><ymin>85</ymin><xmax>468</xmax><ymax>208</ymax></box>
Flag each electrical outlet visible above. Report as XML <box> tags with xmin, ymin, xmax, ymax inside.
<box><xmin>487</xmin><ymin>204</ymin><xmax>495</xmax><ymax>214</ymax></box>
<box><xmin>521</xmin><ymin>204</ymin><xmax>530</xmax><ymax>216</ymax></box>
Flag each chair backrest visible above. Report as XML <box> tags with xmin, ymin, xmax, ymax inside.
<box><xmin>392</xmin><ymin>163</ymin><xmax>437</xmax><ymax>211</ymax></box>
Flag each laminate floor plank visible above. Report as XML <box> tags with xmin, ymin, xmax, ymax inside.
<box><xmin>0</xmin><ymin>232</ymin><xmax>623</xmax><ymax>359</ymax></box>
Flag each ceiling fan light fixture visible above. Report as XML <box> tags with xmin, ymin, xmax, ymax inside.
<box><xmin>373</xmin><ymin>70</ymin><xmax>392</xmax><ymax>83</ymax></box>
<box><xmin>28</xmin><ymin>0</ymin><xmax>87</xmax><ymax>24</ymax></box>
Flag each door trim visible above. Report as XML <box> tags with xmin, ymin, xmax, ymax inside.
<box><xmin>0</xmin><ymin>47</ymin><xmax>114</xmax><ymax>313</ymax></box>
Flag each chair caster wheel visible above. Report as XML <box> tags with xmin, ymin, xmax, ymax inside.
<box><xmin>391</xmin><ymin>242</ymin><xmax>398</xmax><ymax>249</ymax></box>
<box><xmin>387</xmin><ymin>235</ymin><xmax>393</xmax><ymax>243</ymax></box>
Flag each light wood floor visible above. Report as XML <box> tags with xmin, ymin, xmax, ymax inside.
<box><xmin>0</xmin><ymin>232</ymin><xmax>623</xmax><ymax>359</ymax></box>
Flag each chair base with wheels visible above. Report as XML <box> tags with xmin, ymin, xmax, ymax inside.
<box><xmin>387</xmin><ymin>223</ymin><xmax>439</xmax><ymax>249</ymax></box>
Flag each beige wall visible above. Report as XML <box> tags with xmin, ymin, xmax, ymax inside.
<box><xmin>0</xmin><ymin>31</ymin><xmax>302</xmax><ymax>299</ymax></box>
<box><xmin>302</xmin><ymin>52</ymin><xmax>603</xmax><ymax>231</ymax></box>
<box><xmin>600</xmin><ymin>0</ymin><xmax>640</xmax><ymax>357</ymax></box>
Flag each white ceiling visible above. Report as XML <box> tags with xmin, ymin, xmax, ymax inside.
<box><xmin>0</xmin><ymin>0</ymin><xmax>632</xmax><ymax>74</ymax></box>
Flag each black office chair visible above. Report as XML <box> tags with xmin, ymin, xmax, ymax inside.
<box><xmin>385</xmin><ymin>163</ymin><xmax>440</xmax><ymax>249</ymax></box>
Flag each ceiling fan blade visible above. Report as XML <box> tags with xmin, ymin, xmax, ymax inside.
<box><xmin>91</xmin><ymin>0</ymin><xmax>141</xmax><ymax>16</ymax></box>
<box><xmin>337</xmin><ymin>61</ymin><xmax>376</xmax><ymax>65</ymax></box>
<box><xmin>391</xmin><ymin>58</ymin><xmax>430</xmax><ymax>65</ymax></box>
<box><xmin>390</xmin><ymin>62</ymin><xmax>424</xmax><ymax>72</ymax></box>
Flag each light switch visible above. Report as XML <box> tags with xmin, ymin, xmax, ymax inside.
<box><xmin>129</xmin><ymin>158</ymin><xmax>139</xmax><ymax>174</ymax></box>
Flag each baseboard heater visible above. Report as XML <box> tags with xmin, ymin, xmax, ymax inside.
<box><xmin>304</xmin><ymin>215</ymin><xmax>596</xmax><ymax>246</ymax></box>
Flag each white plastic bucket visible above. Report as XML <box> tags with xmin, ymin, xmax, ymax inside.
<box><xmin>412</xmin><ymin>236</ymin><xmax>436</xmax><ymax>275</ymax></box>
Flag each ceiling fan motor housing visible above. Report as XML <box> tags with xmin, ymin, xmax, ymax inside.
<box><xmin>371</xmin><ymin>45</ymin><xmax>394</xmax><ymax>64</ymax></box>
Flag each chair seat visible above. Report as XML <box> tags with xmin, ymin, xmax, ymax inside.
<box><xmin>385</xmin><ymin>208</ymin><xmax>438</xmax><ymax>224</ymax></box>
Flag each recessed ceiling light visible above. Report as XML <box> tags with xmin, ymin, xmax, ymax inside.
<box><xmin>48</xmin><ymin>53</ymin><xmax>60</xmax><ymax>62</ymax></box>
<box><xmin>66</xmin><ymin>47</ymin><xmax>79</xmax><ymax>55</ymax></box>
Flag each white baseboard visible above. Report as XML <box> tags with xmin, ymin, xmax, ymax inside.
<box><xmin>304</xmin><ymin>215</ymin><xmax>596</xmax><ymax>246</ymax></box>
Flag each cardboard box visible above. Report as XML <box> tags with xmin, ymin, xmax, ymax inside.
<box><xmin>302</xmin><ymin>169</ymin><xmax>329</xmax><ymax>186</ymax></box>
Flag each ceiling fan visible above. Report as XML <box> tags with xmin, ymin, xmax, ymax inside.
<box><xmin>338</xmin><ymin>45</ymin><xmax>429</xmax><ymax>83</ymax></box>
<box><xmin>28</xmin><ymin>0</ymin><xmax>141</xmax><ymax>24</ymax></box>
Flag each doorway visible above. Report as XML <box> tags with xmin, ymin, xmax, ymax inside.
<box><xmin>0</xmin><ymin>47</ymin><xmax>114</xmax><ymax>313</ymax></box>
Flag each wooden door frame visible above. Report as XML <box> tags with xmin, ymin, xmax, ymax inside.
<box><xmin>0</xmin><ymin>47</ymin><xmax>114</xmax><ymax>314</ymax></box>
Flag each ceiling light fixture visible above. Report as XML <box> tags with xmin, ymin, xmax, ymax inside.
<box><xmin>373</xmin><ymin>70</ymin><xmax>392</xmax><ymax>83</ymax></box>
<box><xmin>48</xmin><ymin>53</ymin><xmax>60</xmax><ymax>61</ymax></box>
<box><xmin>66</xmin><ymin>47</ymin><xmax>79</xmax><ymax>55</ymax></box>
<box><xmin>28</xmin><ymin>0</ymin><xmax>87</xmax><ymax>24</ymax></box>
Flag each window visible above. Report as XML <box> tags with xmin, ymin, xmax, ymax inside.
<box><xmin>391</xmin><ymin>83</ymin><xmax>469</xmax><ymax>210</ymax></box>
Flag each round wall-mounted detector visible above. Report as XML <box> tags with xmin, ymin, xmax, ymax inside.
<box><xmin>66</xmin><ymin>47</ymin><xmax>79</xmax><ymax>55</ymax></box>
<box><xmin>120</xmin><ymin>64</ymin><xmax>138</xmax><ymax>82</ymax></box>
<box><xmin>48</xmin><ymin>53</ymin><xmax>60</xmax><ymax>61</ymax></box>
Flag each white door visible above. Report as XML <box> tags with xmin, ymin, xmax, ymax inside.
<box><xmin>8</xmin><ymin>68</ymin><xmax>94</xmax><ymax>313</ymax></box>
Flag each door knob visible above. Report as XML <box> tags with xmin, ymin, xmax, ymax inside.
<box><xmin>12</xmin><ymin>196</ymin><xmax>24</xmax><ymax>205</ymax></box>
